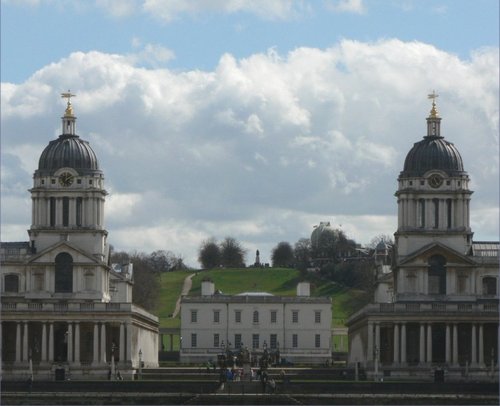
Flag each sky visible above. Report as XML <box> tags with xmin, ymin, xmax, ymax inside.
<box><xmin>1</xmin><ymin>0</ymin><xmax>499</xmax><ymax>267</ymax></box>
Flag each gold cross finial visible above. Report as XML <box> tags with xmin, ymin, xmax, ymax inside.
<box><xmin>427</xmin><ymin>90</ymin><xmax>439</xmax><ymax>118</ymax></box>
<box><xmin>61</xmin><ymin>90</ymin><xmax>76</xmax><ymax>117</ymax></box>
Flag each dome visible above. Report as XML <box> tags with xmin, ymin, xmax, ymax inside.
<box><xmin>36</xmin><ymin>133</ymin><xmax>101</xmax><ymax>176</ymax></box>
<box><xmin>311</xmin><ymin>222</ymin><xmax>339</xmax><ymax>249</ymax></box>
<box><xmin>401</xmin><ymin>134</ymin><xmax>464</xmax><ymax>178</ymax></box>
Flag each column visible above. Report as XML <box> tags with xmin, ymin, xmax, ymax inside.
<box><xmin>119</xmin><ymin>323</ymin><xmax>125</xmax><ymax>363</ymax></box>
<box><xmin>41</xmin><ymin>322</ymin><xmax>47</xmax><ymax>362</ymax></box>
<box><xmin>419</xmin><ymin>323</ymin><xmax>425</xmax><ymax>365</ymax></box>
<box><xmin>126</xmin><ymin>322</ymin><xmax>132</xmax><ymax>362</ymax></box>
<box><xmin>22</xmin><ymin>322</ymin><xmax>29</xmax><ymax>362</ymax></box>
<box><xmin>100</xmin><ymin>322</ymin><xmax>106</xmax><ymax>363</ymax></box>
<box><xmin>479</xmin><ymin>324</ymin><xmax>484</xmax><ymax>366</ymax></box>
<box><xmin>93</xmin><ymin>323</ymin><xmax>99</xmax><ymax>364</ymax></box>
<box><xmin>401</xmin><ymin>323</ymin><xmax>407</xmax><ymax>364</ymax></box>
<box><xmin>375</xmin><ymin>323</ymin><xmax>380</xmax><ymax>357</ymax></box>
<box><xmin>67</xmin><ymin>322</ymin><xmax>73</xmax><ymax>363</ymax></box>
<box><xmin>445</xmin><ymin>324</ymin><xmax>451</xmax><ymax>363</ymax></box>
<box><xmin>367</xmin><ymin>321</ymin><xmax>374</xmax><ymax>362</ymax></box>
<box><xmin>48</xmin><ymin>323</ymin><xmax>54</xmax><ymax>362</ymax></box>
<box><xmin>426</xmin><ymin>323</ymin><xmax>432</xmax><ymax>364</ymax></box>
<box><xmin>452</xmin><ymin>324</ymin><xmax>458</xmax><ymax>365</ymax></box>
<box><xmin>393</xmin><ymin>323</ymin><xmax>400</xmax><ymax>364</ymax></box>
<box><xmin>15</xmin><ymin>322</ymin><xmax>21</xmax><ymax>363</ymax></box>
<box><xmin>471</xmin><ymin>324</ymin><xmax>477</xmax><ymax>366</ymax></box>
<box><xmin>74</xmin><ymin>322</ymin><xmax>80</xmax><ymax>364</ymax></box>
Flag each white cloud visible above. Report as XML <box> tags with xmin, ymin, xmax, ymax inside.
<box><xmin>1</xmin><ymin>39</ymin><xmax>498</xmax><ymax>266</ymax></box>
<box><xmin>326</xmin><ymin>0</ymin><xmax>366</xmax><ymax>14</ymax></box>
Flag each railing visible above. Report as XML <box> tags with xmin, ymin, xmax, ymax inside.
<box><xmin>28</xmin><ymin>303</ymin><xmax>43</xmax><ymax>310</ymax></box>
<box><xmin>1</xmin><ymin>302</ymin><xmax>134</xmax><ymax>312</ymax></box>
<box><xmin>365</xmin><ymin>302</ymin><xmax>499</xmax><ymax>314</ymax></box>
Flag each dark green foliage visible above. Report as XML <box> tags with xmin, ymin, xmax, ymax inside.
<box><xmin>271</xmin><ymin>241</ymin><xmax>294</xmax><ymax>267</ymax></box>
<box><xmin>293</xmin><ymin>238</ymin><xmax>311</xmax><ymax>271</ymax></box>
<box><xmin>220</xmin><ymin>237</ymin><xmax>246</xmax><ymax>268</ymax></box>
<box><xmin>198</xmin><ymin>238</ymin><xmax>221</xmax><ymax>269</ymax></box>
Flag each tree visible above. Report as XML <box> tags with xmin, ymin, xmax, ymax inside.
<box><xmin>148</xmin><ymin>250</ymin><xmax>186</xmax><ymax>272</ymax></box>
<box><xmin>198</xmin><ymin>238</ymin><xmax>221</xmax><ymax>269</ymax></box>
<box><xmin>294</xmin><ymin>238</ymin><xmax>311</xmax><ymax>271</ymax></box>
<box><xmin>271</xmin><ymin>241</ymin><xmax>294</xmax><ymax>267</ymax></box>
<box><xmin>369</xmin><ymin>234</ymin><xmax>394</xmax><ymax>249</ymax></box>
<box><xmin>220</xmin><ymin>237</ymin><xmax>246</xmax><ymax>268</ymax></box>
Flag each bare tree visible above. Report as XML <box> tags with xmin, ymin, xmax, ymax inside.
<box><xmin>368</xmin><ymin>234</ymin><xmax>394</xmax><ymax>249</ymax></box>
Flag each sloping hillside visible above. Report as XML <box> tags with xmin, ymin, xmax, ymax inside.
<box><xmin>156</xmin><ymin>268</ymin><xmax>369</xmax><ymax>328</ymax></box>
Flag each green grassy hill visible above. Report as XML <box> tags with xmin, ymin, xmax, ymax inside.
<box><xmin>154</xmin><ymin>268</ymin><xmax>368</xmax><ymax>329</ymax></box>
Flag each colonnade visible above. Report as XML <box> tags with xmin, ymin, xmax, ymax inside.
<box><xmin>367</xmin><ymin>321</ymin><xmax>495</xmax><ymax>367</ymax></box>
<box><xmin>8</xmin><ymin>320</ymin><xmax>132</xmax><ymax>365</ymax></box>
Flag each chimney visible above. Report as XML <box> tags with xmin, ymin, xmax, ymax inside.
<box><xmin>296</xmin><ymin>282</ymin><xmax>310</xmax><ymax>297</ymax></box>
<box><xmin>201</xmin><ymin>279</ymin><xmax>215</xmax><ymax>296</ymax></box>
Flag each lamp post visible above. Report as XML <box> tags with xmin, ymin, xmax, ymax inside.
<box><xmin>138</xmin><ymin>349</ymin><xmax>142</xmax><ymax>380</ymax></box>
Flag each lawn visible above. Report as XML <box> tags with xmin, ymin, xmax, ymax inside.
<box><xmin>154</xmin><ymin>268</ymin><xmax>368</xmax><ymax>330</ymax></box>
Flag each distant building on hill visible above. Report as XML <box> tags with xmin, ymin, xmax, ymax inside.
<box><xmin>347</xmin><ymin>96</ymin><xmax>499</xmax><ymax>382</ymax></box>
<box><xmin>179</xmin><ymin>280</ymin><xmax>332</xmax><ymax>365</ymax></box>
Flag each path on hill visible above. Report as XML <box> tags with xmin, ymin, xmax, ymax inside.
<box><xmin>171</xmin><ymin>273</ymin><xmax>195</xmax><ymax>318</ymax></box>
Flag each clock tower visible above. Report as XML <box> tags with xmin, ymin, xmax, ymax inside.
<box><xmin>28</xmin><ymin>92</ymin><xmax>108</xmax><ymax>262</ymax></box>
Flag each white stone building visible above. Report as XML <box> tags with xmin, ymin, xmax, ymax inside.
<box><xmin>1</xmin><ymin>95</ymin><xmax>159</xmax><ymax>381</ymax></box>
<box><xmin>347</xmin><ymin>96</ymin><xmax>499</xmax><ymax>381</ymax></box>
<box><xmin>180</xmin><ymin>281</ymin><xmax>332</xmax><ymax>365</ymax></box>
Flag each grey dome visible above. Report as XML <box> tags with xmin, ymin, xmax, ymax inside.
<box><xmin>36</xmin><ymin>134</ymin><xmax>101</xmax><ymax>176</ymax></box>
<box><xmin>401</xmin><ymin>134</ymin><xmax>464</xmax><ymax>178</ymax></box>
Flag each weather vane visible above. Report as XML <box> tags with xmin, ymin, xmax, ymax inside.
<box><xmin>61</xmin><ymin>90</ymin><xmax>76</xmax><ymax>116</ymax></box>
<box><xmin>427</xmin><ymin>90</ymin><xmax>439</xmax><ymax>117</ymax></box>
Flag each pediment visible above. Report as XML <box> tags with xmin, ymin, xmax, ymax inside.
<box><xmin>26</xmin><ymin>241</ymin><xmax>103</xmax><ymax>266</ymax></box>
<box><xmin>398</xmin><ymin>242</ymin><xmax>476</xmax><ymax>267</ymax></box>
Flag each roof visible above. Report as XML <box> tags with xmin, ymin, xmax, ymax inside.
<box><xmin>472</xmin><ymin>242</ymin><xmax>499</xmax><ymax>257</ymax></box>
<box><xmin>181</xmin><ymin>295</ymin><xmax>331</xmax><ymax>304</ymax></box>
<box><xmin>236</xmin><ymin>292</ymin><xmax>274</xmax><ymax>296</ymax></box>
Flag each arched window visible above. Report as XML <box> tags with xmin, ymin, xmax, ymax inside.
<box><xmin>428</xmin><ymin>255</ymin><xmax>446</xmax><ymax>295</ymax></box>
<box><xmin>55</xmin><ymin>252</ymin><xmax>73</xmax><ymax>293</ymax></box>
<box><xmin>483</xmin><ymin>277</ymin><xmax>497</xmax><ymax>296</ymax></box>
<box><xmin>4</xmin><ymin>274</ymin><xmax>19</xmax><ymax>293</ymax></box>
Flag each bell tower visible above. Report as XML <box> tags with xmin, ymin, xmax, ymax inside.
<box><xmin>28</xmin><ymin>92</ymin><xmax>108</xmax><ymax>262</ymax></box>
<box><xmin>394</xmin><ymin>93</ymin><xmax>473</xmax><ymax>258</ymax></box>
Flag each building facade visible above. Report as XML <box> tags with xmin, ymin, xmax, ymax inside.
<box><xmin>347</xmin><ymin>96</ymin><xmax>499</xmax><ymax>381</ymax></box>
<box><xmin>1</xmin><ymin>95</ymin><xmax>159</xmax><ymax>381</ymax></box>
<box><xmin>180</xmin><ymin>281</ymin><xmax>332</xmax><ymax>365</ymax></box>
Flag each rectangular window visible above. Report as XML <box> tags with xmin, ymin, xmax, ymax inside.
<box><xmin>253</xmin><ymin>310</ymin><xmax>259</xmax><ymax>323</ymax></box>
<box><xmin>292</xmin><ymin>310</ymin><xmax>299</xmax><ymax>323</ymax></box>
<box><xmin>76</xmin><ymin>197</ymin><xmax>82</xmax><ymax>226</ymax></box>
<box><xmin>314</xmin><ymin>311</ymin><xmax>321</xmax><ymax>324</ymax></box>
<box><xmin>190</xmin><ymin>310</ymin><xmax>198</xmax><ymax>323</ymax></box>
<box><xmin>234</xmin><ymin>334</ymin><xmax>242</xmax><ymax>349</ymax></box>
<box><xmin>315</xmin><ymin>334</ymin><xmax>321</xmax><ymax>348</ymax></box>
<box><xmin>270</xmin><ymin>334</ymin><xmax>277</xmax><ymax>349</ymax></box>
<box><xmin>213</xmin><ymin>310</ymin><xmax>220</xmax><ymax>323</ymax></box>
<box><xmin>252</xmin><ymin>334</ymin><xmax>259</xmax><ymax>349</ymax></box>
<box><xmin>418</xmin><ymin>199</ymin><xmax>425</xmax><ymax>228</ymax></box>
<box><xmin>270</xmin><ymin>310</ymin><xmax>277</xmax><ymax>323</ymax></box>
<box><xmin>214</xmin><ymin>333</ymin><xmax>220</xmax><ymax>348</ymax></box>
<box><xmin>62</xmin><ymin>197</ymin><xmax>69</xmax><ymax>226</ymax></box>
<box><xmin>446</xmin><ymin>199</ymin><xmax>452</xmax><ymax>228</ymax></box>
<box><xmin>50</xmin><ymin>197</ymin><xmax>56</xmax><ymax>226</ymax></box>
<box><xmin>433</xmin><ymin>198</ymin><xmax>439</xmax><ymax>229</ymax></box>
<box><xmin>191</xmin><ymin>333</ymin><xmax>197</xmax><ymax>348</ymax></box>
<box><xmin>292</xmin><ymin>334</ymin><xmax>298</xmax><ymax>348</ymax></box>
<box><xmin>235</xmin><ymin>310</ymin><xmax>242</xmax><ymax>323</ymax></box>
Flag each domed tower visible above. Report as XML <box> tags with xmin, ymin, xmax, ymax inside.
<box><xmin>394</xmin><ymin>93</ymin><xmax>473</xmax><ymax>258</ymax></box>
<box><xmin>28</xmin><ymin>92</ymin><xmax>108</xmax><ymax>261</ymax></box>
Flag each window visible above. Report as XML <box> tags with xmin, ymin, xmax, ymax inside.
<box><xmin>77</xmin><ymin>179</ymin><xmax>82</xmax><ymax>184</ymax></box>
<box><xmin>214</xmin><ymin>334</ymin><xmax>220</xmax><ymax>348</ymax></box>
<box><xmin>235</xmin><ymin>310</ymin><xmax>242</xmax><ymax>323</ymax></box>
<box><xmin>270</xmin><ymin>334</ymin><xmax>277</xmax><ymax>349</ymax></box>
<box><xmin>446</xmin><ymin>199</ymin><xmax>452</xmax><ymax>228</ymax></box>
<box><xmin>315</xmin><ymin>334</ymin><xmax>321</xmax><ymax>348</ymax></box>
<box><xmin>314</xmin><ymin>311</ymin><xmax>321</xmax><ymax>324</ymax></box>
<box><xmin>213</xmin><ymin>310</ymin><xmax>220</xmax><ymax>323</ymax></box>
<box><xmin>76</xmin><ymin>197</ymin><xmax>82</xmax><ymax>227</ymax></box>
<box><xmin>252</xmin><ymin>334</ymin><xmax>259</xmax><ymax>349</ymax></box>
<box><xmin>270</xmin><ymin>310</ymin><xmax>277</xmax><ymax>323</ymax></box>
<box><xmin>234</xmin><ymin>334</ymin><xmax>242</xmax><ymax>349</ymax></box>
<box><xmin>50</xmin><ymin>197</ymin><xmax>56</xmax><ymax>226</ymax></box>
<box><xmin>292</xmin><ymin>310</ymin><xmax>299</xmax><ymax>323</ymax></box>
<box><xmin>190</xmin><ymin>310</ymin><xmax>198</xmax><ymax>323</ymax></box>
<box><xmin>51</xmin><ymin>179</ymin><xmax>56</xmax><ymax>184</ymax></box>
<box><xmin>433</xmin><ymin>199</ymin><xmax>439</xmax><ymax>229</ymax></box>
<box><xmin>4</xmin><ymin>274</ymin><xmax>19</xmax><ymax>293</ymax></box>
<box><xmin>191</xmin><ymin>333</ymin><xmax>197</xmax><ymax>348</ymax></box>
<box><xmin>62</xmin><ymin>197</ymin><xmax>69</xmax><ymax>226</ymax></box>
<box><xmin>253</xmin><ymin>310</ymin><xmax>259</xmax><ymax>324</ymax></box>
<box><xmin>55</xmin><ymin>252</ymin><xmax>73</xmax><ymax>293</ymax></box>
<box><xmin>418</xmin><ymin>199</ymin><xmax>425</xmax><ymax>228</ymax></box>
<box><xmin>292</xmin><ymin>334</ymin><xmax>298</xmax><ymax>348</ymax></box>
<box><xmin>483</xmin><ymin>277</ymin><xmax>497</xmax><ymax>296</ymax></box>
<box><xmin>428</xmin><ymin>255</ymin><xmax>446</xmax><ymax>295</ymax></box>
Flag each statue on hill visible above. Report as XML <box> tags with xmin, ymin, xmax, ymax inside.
<box><xmin>254</xmin><ymin>249</ymin><xmax>261</xmax><ymax>267</ymax></box>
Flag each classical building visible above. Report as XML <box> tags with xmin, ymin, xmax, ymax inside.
<box><xmin>1</xmin><ymin>94</ymin><xmax>159</xmax><ymax>380</ymax></box>
<box><xmin>347</xmin><ymin>96</ymin><xmax>499</xmax><ymax>381</ymax></box>
<box><xmin>180</xmin><ymin>281</ymin><xmax>332</xmax><ymax>365</ymax></box>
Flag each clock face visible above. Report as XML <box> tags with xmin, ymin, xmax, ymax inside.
<box><xmin>428</xmin><ymin>174</ymin><xmax>443</xmax><ymax>188</ymax></box>
<box><xmin>59</xmin><ymin>172</ymin><xmax>74</xmax><ymax>187</ymax></box>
